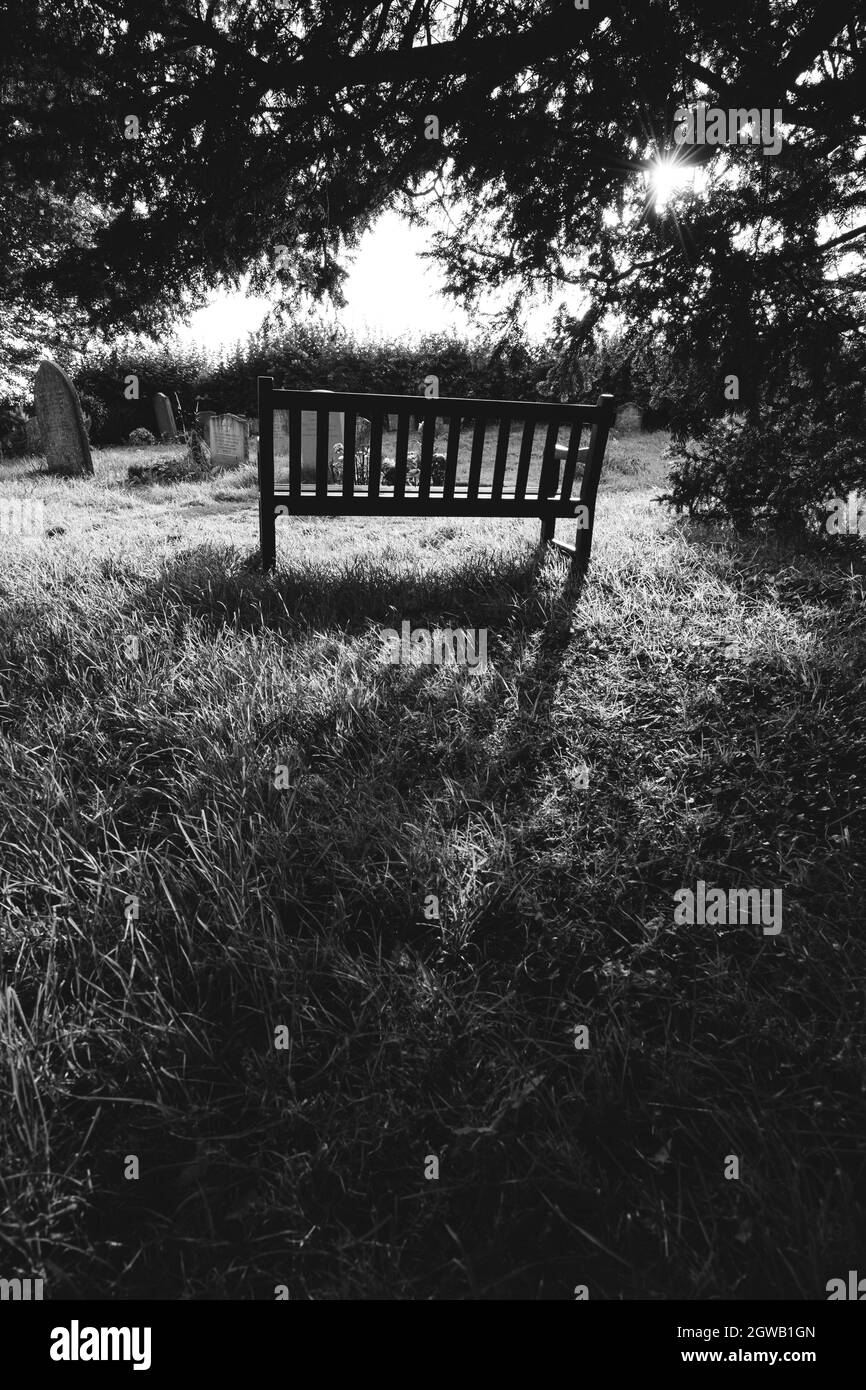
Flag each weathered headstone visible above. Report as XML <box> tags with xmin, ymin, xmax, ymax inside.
<box><xmin>206</xmin><ymin>413</ymin><xmax>250</xmax><ymax>468</ymax></box>
<box><xmin>24</xmin><ymin>418</ymin><xmax>42</xmax><ymax>454</ymax></box>
<box><xmin>153</xmin><ymin>393</ymin><xmax>178</xmax><ymax>442</ymax></box>
<box><xmin>301</xmin><ymin>391</ymin><xmax>343</xmax><ymax>481</ymax></box>
<box><xmin>615</xmin><ymin>401</ymin><xmax>642</xmax><ymax>432</ymax></box>
<box><xmin>273</xmin><ymin>391</ymin><xmax>342</xmax><ymax>481</ymax></box>
<box><xmin>273</xmin><ymin>410</ymin><xmax>291</xmax><ymax>464</ymax></box>
<box><xmin>33</xmin><ymin>360</ymin><xmax>93</xmax><ymax>475</ymax></box>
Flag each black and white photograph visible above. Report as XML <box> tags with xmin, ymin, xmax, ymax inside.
<box><xmin>0</xmin><ymin>0</ymin><xmax>864</xmax><ymax>1359</ymax></box>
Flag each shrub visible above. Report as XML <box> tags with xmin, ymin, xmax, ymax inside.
<box><xmin>128</xmin><ymin>427</ymin><xmax>156</xmax><ymax>445</ymax></box>
<box><xmin>0</xmin><ymin>401</ymin><xmax>27</xmax><ymax>456</ymax></box>
<box><xmin>78</xmin><ymin>392</ymin><xmax>108</xmax><ymax>443</ymax></box>
<box><xmin>663</xmin><ymin>363</ymin><xmax>866</xmax><ymax>533</ymax></box>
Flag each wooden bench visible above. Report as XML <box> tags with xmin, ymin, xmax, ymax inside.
<box><xmin>257</xmin><ymin>377</ymin><xmax>614</xmax><ymax>579</ymax></box>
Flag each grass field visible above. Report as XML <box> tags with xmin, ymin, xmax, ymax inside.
<box><xmin>1</xmin><ymin>428</ymin><xmax>864</xmax><ymax>1299</ymax></box>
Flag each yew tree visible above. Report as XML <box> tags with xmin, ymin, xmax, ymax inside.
<box><xmin>1</xmin><ymin>0</ymin><xmax>863</xmax><ymax>449</ymax></box>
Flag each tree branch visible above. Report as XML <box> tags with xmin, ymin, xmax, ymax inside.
<box><xmin>814</xmin><ymin>223</ymin><xmax>866</xmax><ymax>254</ymax></box>
<box><xmin>244</xmin><ymin>8</ymin><xmax>611</xmax><ymax>96</ymax></box>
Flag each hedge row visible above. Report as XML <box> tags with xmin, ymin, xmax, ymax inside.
<box><xmin>1</xmin><ymin>321</ymin><xmax>681</xmax><ymax>452</ymax></box>
<box><xmin>69</xmin><ymin>327</ymin><xmax>563</xmax><ymax>447</ymax></box>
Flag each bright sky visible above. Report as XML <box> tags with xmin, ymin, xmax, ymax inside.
<box><xmin>173</xmin><ymin>211</ymin><xmax>573</xmax><ymax>350</ymax></box>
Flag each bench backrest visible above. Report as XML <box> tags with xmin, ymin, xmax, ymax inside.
<box><xmin>257</xmin><ymin>377</ymin><xmax>614</xmax><ymax>567</ymax></box>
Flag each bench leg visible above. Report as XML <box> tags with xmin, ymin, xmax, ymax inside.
<box><xmin>259</xmin><ymin>497</ymin><xmax>276</xmax><ymax>572</ymax></box>
<box><xmin>539</xmin><ymin>515</ymin><xmax>556</xmax><ymax>546</ymax></box>
<box><xmin>570</xmin><ymin>519</ymin><xmax>593</xmax><ymax>582</ymax></box>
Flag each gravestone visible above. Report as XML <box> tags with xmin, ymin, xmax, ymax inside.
<box><xmin>615</xmin><ymin>401</ymin><xmax>642</xmax><ymax>432</ymax></box>
<box><xmin>24</xmin><ymin>418</ymin><xmax>42</xmax><ymax>454</ymax></box>
<box><xmin>273</xmin><ymin>390</ymin><xmax>342</xmax><ymax>481</ymax></box>
<box><xmin>300</xmin><ymin>391</ymin><xmax>343</xmax><ymax>481</ymax></box>
<box><xmin>273</xmin><ymin>411</ymin><xmax>291</xmax><ymax>472</ymax></box>
<box><xmin>195</xmin><ymin>409</ymin><xmax>216</xmax><ymax>437</ymax></box>
<box><xmin>33</xmin><ymin>360</ymin><xmax>93</xmax><ymax>475</ymax></box>
<box><xmin>153</xmin><ymin>392</ymin><xmax>177</xmax><ymax>442</ymax></box>
<box><xmin>206</xmin><ymin>413</ymin><xmax>250</xmax><ymax>468</ymax></box>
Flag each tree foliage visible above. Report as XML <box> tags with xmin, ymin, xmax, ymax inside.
<box><xmin>2</xmin><ymin>0</ymin><xmax>863</xmax><ymax>511</ymax></box>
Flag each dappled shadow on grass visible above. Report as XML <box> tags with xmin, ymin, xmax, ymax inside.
<box><xmin>672</xmin><ymin>511</ymin><xmax>866</xmax><ymax>581</ymax></box>
<box><xmin>2</xmin><ymin>536</ymin><xmax>604</xmax><ymax>1299</ymax></box>
<box><xmin>3</xmin><ymin>512</ymin><xmax>866</xmax><ymax>1300</ymax></box>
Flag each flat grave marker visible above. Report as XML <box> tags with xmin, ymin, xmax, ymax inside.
<box><xmin>206</xmin><ymin>413</ymin><xmax>250</xmax><ymax>467</ymax></box>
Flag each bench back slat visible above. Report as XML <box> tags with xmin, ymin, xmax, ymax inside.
<box><xmin>490</xmin><ymin>417</ymin><xmax>511</xmax><ymax>502</ymax></box>
<box><xmin>289</xmin><ymin>409</ymin><xmax>302</xmax><ymax>502</ymax></box>
<box><xmin>514</xmin><ymin>419</ymin><xmax>535</xmax><ymax>501</ymax></box>
<box><xmin>559</xmin><ymin>421</ymin><xmax>583</xmax><ymax>503</ymax></box>
<box><xmin>443</xmin><ymin>415</ymin><xmax>461</xmax><ymax>499</ymax></box>
<box><xmin>538</xmin><ymin>420</ymin><xmax>561</xmax><ymax>499</ymax></box>
<box><xmin>467</xmin><ymin>416</ymin><xmax>486</xmax><ymax>500</ymax></box>
<box><xmin>367</xmin><ymin>414</ymin><xmax>384</xmax><ymax>499</ymax></box>
<box><xmin>394</xmin><ymin>412</ymin><xmax>410</xmax><ymax>499</ymax></box>
<box><xmin>418</xmin><ymin>408</ymin><xmax>435</xmax><ymax>501</ymax></box>
<box><xmin>315</xmin><ymin>412</ymin><xmax>329</xmax><ymax>497</ymax></box>
<box><xmin>342</xmin><ymin>412</ymin><xmax>357</xmax><ymax>499</ymax></box>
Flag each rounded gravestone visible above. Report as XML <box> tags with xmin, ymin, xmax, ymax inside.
<box><xmin>615</xmin><ymin>401</ymin><xmax>642</xmax><ymax>433</ymax></box>
<box><xmin>33</xmin><ymin>360</ymin><xmax>94</xmax><ymax>475</ymax></box>
<box><xmin>153</xmin><ymin>392</ymin><xmax>178</xmax><ymax>443</ymax></box>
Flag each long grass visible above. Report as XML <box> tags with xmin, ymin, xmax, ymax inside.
<box><xmin>1</xmin><ymin>430</ymin><xmax>864</xmax><ymax>1299</ymax></box>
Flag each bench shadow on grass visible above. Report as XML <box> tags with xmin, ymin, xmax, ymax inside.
<box><xmin>141</xmin><ymin>526</ymin><xmax>585</xmax><ymax>642</ymax></box>
<box><xmin>140</xmin><ymin>531</ymin><xmax>587</xmax><ymax>839</ymax></box>
<box><xmin>79</xmin><ymin>534</ymin><xmax>592</xmax><ymax>1297</ymax></box>
<box><xmin>131</xmin><ymin>528</ymin><xmax>587</xmax><ymax>975</ymax></box>
<box><xmin>79</xmin><ymin>523</ymin><xmax>866</xmax><ymax>1299</ymax></box>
